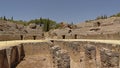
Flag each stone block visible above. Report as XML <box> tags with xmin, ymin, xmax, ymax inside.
<box><xmin>0</xmin><ymin>49</ymin><xmax>9</xmax><ymax>68</ymax></box>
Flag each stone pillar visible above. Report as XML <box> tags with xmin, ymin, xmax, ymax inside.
<box><xmin>17</xmin><ymin>44</ymin><xmax>25</xmax><ymax>62</ymax></box>
<box><xmin>74</xmin><ymin>34</ymin><xmax>77</xmax><ymax>39</ymax></box>
<box><xmin>51</xmin><ymin>45</ymin><xmax>70</xmax><ymax>68</ymax></box>
<box><xmin>6</xmin><ymin>47</ymin><xmax>12</xmax><ymax>68</ymax></box>
<box><xmin>84</xmin><ymin>44</ymin><xmax>96</xmax><ymax>68</ymax></box>
<box><xmin>10</xmin><ymin>46</ymin><xmax>19</xmax><ymax>68</ymax></box>
<box><xmin>0</xmin><ymin>49</ymin><xmax>9</xmax><ymax>68</ymax></box>
<box><xmin>100</xmin><ymin>48</ymin><xmax>119</xmax><ymax>68</ymax></box>
<box><xmin>79</xmin><ymin>52</ymin><xmax>85</xmax><ymax>68</ymax></box>
<box><xmin>56</xmin><ymin>50</ymin><xmax>70</xmax><ymax>68</ymax></box>
<box><xmin>95</xmin><ymin>45</ymin><xmax>101</xmax><ymax>68</ymax></box>
<box><xmin>20</xmin><ymin>44</ymin><xmax>25</xmax><ymax>60</ymax></box>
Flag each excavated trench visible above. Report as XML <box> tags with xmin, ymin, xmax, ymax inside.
<box><xmin>0</xmin><ymin>40</ymin><xmax>120</xmax><ymax>68</ymax></box>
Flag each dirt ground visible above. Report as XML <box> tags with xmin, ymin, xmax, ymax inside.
<box><xmin>16</xmin><ymin>55</ymin><xmax>53</xmax><ymax>68</ymax></box>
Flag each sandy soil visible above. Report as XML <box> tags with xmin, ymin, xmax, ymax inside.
<box><xmin>16</xmin><ymin>55</ymin><xmax>53</xmax><ymax>68</ymax></box>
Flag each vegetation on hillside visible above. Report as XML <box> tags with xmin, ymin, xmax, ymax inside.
<box><xmin>28</xmin><ymin>18</ymin><xmax>59</xmax><ymax>32</ymax></box>
<box><xmin>4</xmin><ymin>12</ymin><xmax>120</xmax><ymax>31</ymax></box>
<box><xmin>111</xmin><ymin>12</ymin><xmax>120</xmax><ymax>17</ymax></box>
<box><xmin>96</xmin><ymin>15</ymin><xmax>108</xmax><ymax>20</ymax></box>
<box><xmin>0</xmin><ymin>16</ymin><xmax>27</xmax><ymax>25</ymax></box>
<box><xmin>85</xmin><ymin>15</ymin><xmax>108</xmax><ymax>23</ymax></box>
<box><xmin>0</xmin><ymin>16</ymin><xmax>62</xmax><ymax>32</ymax></box>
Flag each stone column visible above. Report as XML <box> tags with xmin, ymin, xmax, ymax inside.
<box><xmin>51</xmin><ymin>45</ymin><xmax>70</xmax><ymax>68</ymax></box>
<box><xmin>84</xmin><ymin>44</ymin><xmax>96</xmax><ymax>68</ymax></box>
<box><xmin>10</xmin><ymin>46</ymin><xmax>19</xmax><ymax>68</ymax></box>
<box><xmin>0</xmin><ymin>49</ymin><xmax>9</xmax><ymax>68</ymax></box>
<box><xmin>95</xmin><ymin>45</ymin><xmax>101</xmax><ymax>68</ymax></box>
<box><xmin>100</xmin><ymin>48</ymin><xmax>119</xmax><ymax>68</ymax></box>
<box><xmin>17</xmin><ymin>44</ymin><xmax>25</xmax><ymax>62</ymax></box>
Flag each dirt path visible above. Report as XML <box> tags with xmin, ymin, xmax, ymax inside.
<box><xmin>16</xmin><ymin>55</ymin><xmax>53</xmax><ymax>68</ymax></box>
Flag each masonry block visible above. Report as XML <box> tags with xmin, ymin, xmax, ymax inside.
<box><xmin>100</xmin><ymin>48</ymin><xmax>119</xmax><ymax>68</ymax></box>
<box><xmin>0</xmin><ymin>49</ymin><xmax>9</xmax><ymax>68</ymax></box>
<box><xmin>84</xmin><ymin>44</ymin><xmax>96</xmax><ymax>68</ymax></box>
<box><xmin>10</xmin><ymin>46</ymin><xmax>19</xmax><ymax>68</ymax></box>
<box><xmin>51</xmin><ymin>45</ymin><xmax>70</xmax><ymax>68</ymax></box>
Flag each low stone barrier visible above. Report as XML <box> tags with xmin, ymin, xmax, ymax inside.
<box><xmin>0</xmin><ymin>40</ymin><xmax>120</xmax><ymax>68</ymax></box>
<box><xmin>100</xmin><ymin>48</ymin><xmax>119</xmax><ymax>68</ymax></box>
<box><xmin>53</xmin><ymin>40</ymin><xmax>120</xmax><ymax>68</ymax></box>
<box><xmin>0</xmin><ymin>44</ymin><xmax>25</xmax><ymax>68</ymax></box>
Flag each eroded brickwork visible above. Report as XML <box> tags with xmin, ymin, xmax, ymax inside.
<box><xmin>0</xmin><ymin>41</ymin><xmax>120</xmax><ymax>68</ymax></box>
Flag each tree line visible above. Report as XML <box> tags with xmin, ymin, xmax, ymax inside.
<box><xmin>0</xmin><ymin>16</ymin><xmax>62</xmax><ymax>32</ymax></box>
<box><xmin>28</xmin><ymin>18</ymin><xmax>59</xmax><ymax>32</ymax></box>
<box><xmin>85</xmin><ymin>12</ymin><xmax>120</xmax><ymax>23</ymax></box>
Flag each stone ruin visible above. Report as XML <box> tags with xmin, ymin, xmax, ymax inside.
<box><xmin>0</xmin><ymin>40</ymin><xmax>120</xmax><ymax>68</ymax></box>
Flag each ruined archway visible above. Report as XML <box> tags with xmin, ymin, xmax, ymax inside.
<box><xmin>62</xmin><ymin>35</ymin><xmax>65</xmax><ymax>39</ymax></box>
<box><xmin>75</xmin><ymin>34</ymin><xmax>77</xmax><ymax>39</ymax></box>
<box><xmin>20</xmin><ymin>35</ymin><xmax>23</xmax><ymax>40</ymax></box>
<box><xmin>33</xmin><ymin>36</ymin><xmax>36</xmax><ymax>40</ymax></box>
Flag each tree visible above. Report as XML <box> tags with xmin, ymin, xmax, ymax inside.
<box><xmin>28</xmin><ymin>17</ymin><xmax>57</xmax><ymax>32</ymax></box>
<box><xmin>54</xmin><ymin>23</ymin><xmax>61</xmax><ymax>29</ymax></box>
<box><xmin>96</xmin><ymin>15</ymin><xmax>107</xmax><ymax>20</ymax></box>
<box><xmin>3</xmin><ymin>16</ymin><xmax>7</xmax><ymax>21</ymax></box>
<box><xmin>46</xmin><ymin>19</ymin><xmax>50</xmax><ymax>31</ymax></box>
<box><xmin>43</xmin><ymin>18</ymin><xmax>51</xmax><ymax>32</ymax></box>
<box><xmin>42</xmin><ymin>19</ymin><xmax>47</xmax><ymax>32</ymax></box>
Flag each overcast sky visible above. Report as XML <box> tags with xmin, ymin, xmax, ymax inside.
<box><xmin>0</xmin><ymin>0</ymin><xmax>120</xmax><ymax>23</ymax></box>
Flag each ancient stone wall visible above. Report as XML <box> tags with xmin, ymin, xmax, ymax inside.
<box><xmin>0</xmin><ymin>41</ymin><xmax>120</xmax><ymax>68</ymax></box>
<box><xmin>0</xmin><ymin>34</ymin><xmax>43</xmax><ymax>41</ymax></box>
<box><xmin>1</xmin><ymin>32</ymin><xmax>120</xmax><ymax>40</ymax></box>
<box><xmin>53</xmin><ymin>41</ymin><xmax>120</xmax><ymax>68</ymax></box>
<box><xmin>51</xmin><ymin>45</ymin><xmax>70</xmax><ymax>68</ymax></box>
<box><xmin>58</xmin><ymin>33</ymin><xmax>120</xmax><ymax>40</ymax></box>
<box><xmin>0</xmin><ymin>44</ymin><xmax>25</xmax><ymax>68</ymax></box>
<box><xmin>23</xmin><ymin>42</ymin><xmax>52</xmax><ymax>55</ymax></box>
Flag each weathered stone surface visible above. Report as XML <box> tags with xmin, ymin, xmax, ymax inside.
<box><xmin>68</xmin><ymin>42</ymin><xmax>80</xmax><ymax>52</ymax></box>
<box><xmin>17</xmin><ymin>42</ymin><xmax>54</xmax><ymax>68</ymax></box>
<box><xmin>23</xmin><ymin>42</ymin><xmax>51</xmax><ymax>55</ymax></box>
<box><xmin>6</xmin><ymin>47</ymin><xmax>12</xmax><ymax>68</ymax></box>
<box><xmin>84</xmin><ymin>44</ymin><xmax>96</xmax><ymax>68</ymax></box>
<box><xmin>51</xmin><ymin>45</ymin><xmax>70</xmax><ymax>68</ymax></box>
<box><xmin>0</xmin><ymin>49</ymin><xmax>9</xmax><ymax>68</ymax></box>
<box><xmin>100</xmin><ymin>48</ymin><xmax>119</xmax><ymax>68</ymax></box>
<box><xmin>17</xmin><ymin>44</ymin><xmax>25</xmax><ymax>61</ymax></box>
<box><xmin>1</xmin><ymin>40</ymin><xmax>120</xmax><ymax>68</ymax></box>
<box><xmin>10</xmin><ymin>46</ymin><xmax>19</xmax><ymax>68</ymax></box>
<box><xmin>51</xmin><ymin>45</ymin><xmax>61</xmax><ymax>56</ymax></box>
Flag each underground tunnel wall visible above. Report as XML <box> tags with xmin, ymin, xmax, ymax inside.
<box><xmin>0</xmin><ymin>40</ymin><xmax>120</xmax><ymax>68</ymax></box>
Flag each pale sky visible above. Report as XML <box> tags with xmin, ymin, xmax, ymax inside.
<box><xmin>0</xmin><ymin>0</ymin><xmax>120</xmax><ymax>23</ymax></box>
